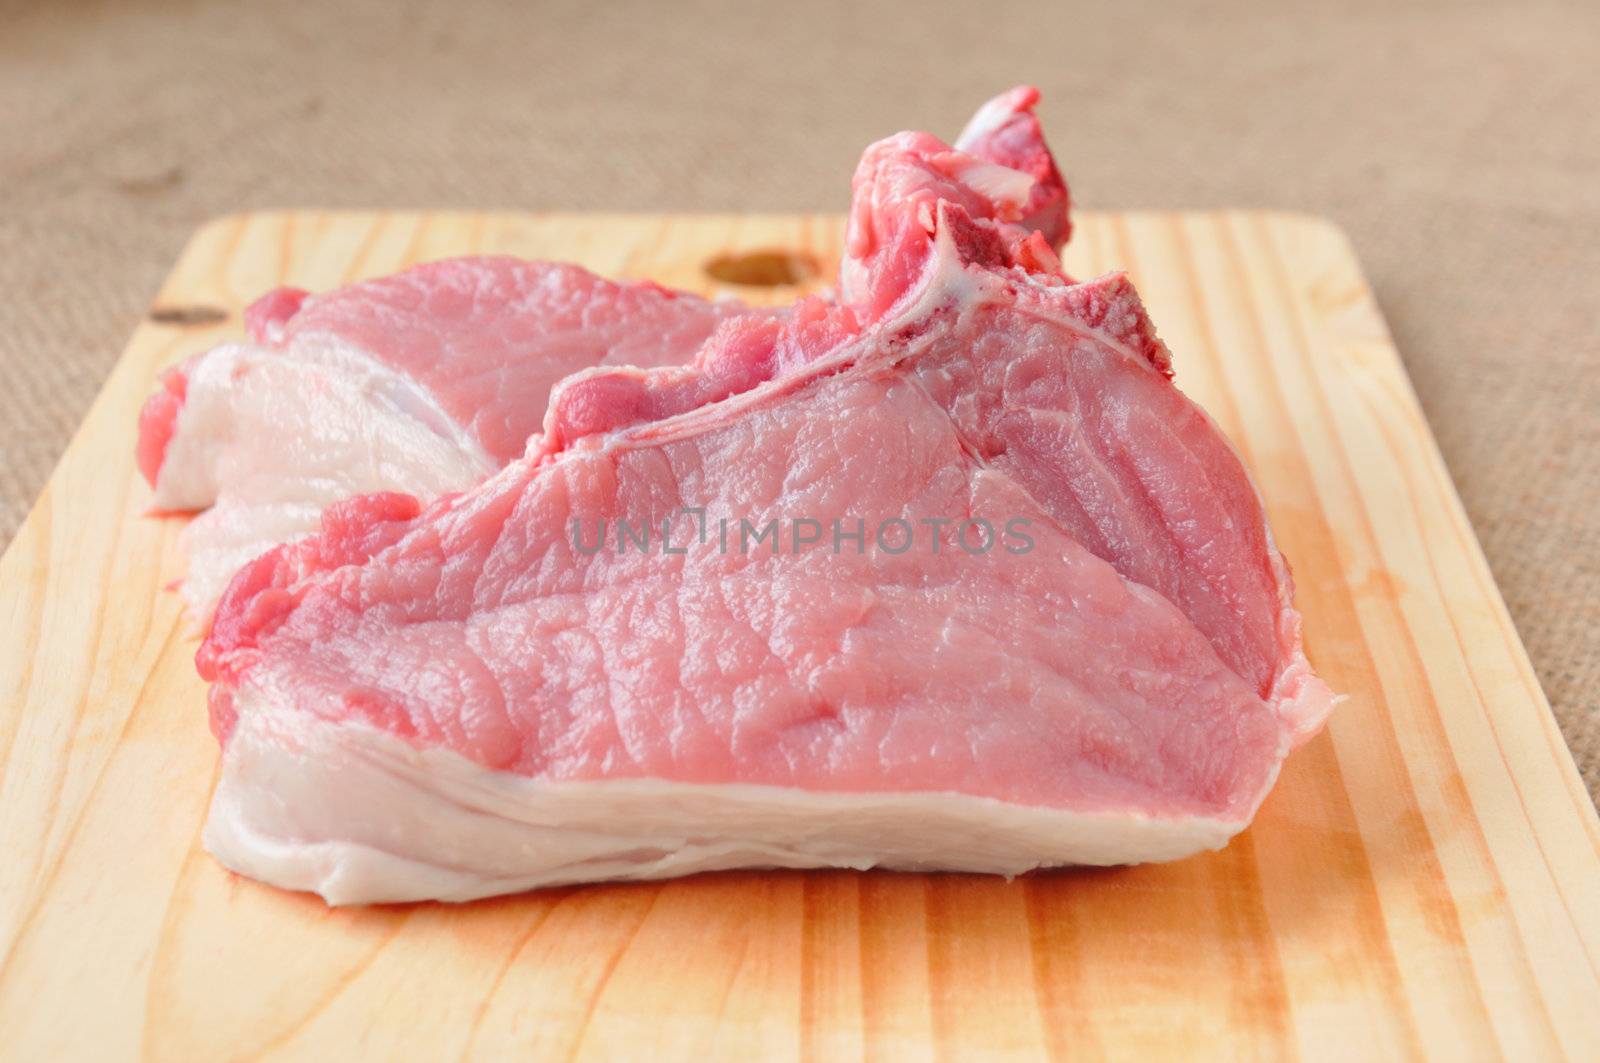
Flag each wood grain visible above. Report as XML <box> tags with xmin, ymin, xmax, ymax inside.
<box><xmin>1</xmin><ymin>211</ymin><xmax>1596</xmax><ymax>1061</ymax></box>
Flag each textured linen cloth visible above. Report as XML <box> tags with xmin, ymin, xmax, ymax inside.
<box><xmin>2</xmin><ymin>0</ymin><xmax>1595</xmax><ymax>799</ymax></box>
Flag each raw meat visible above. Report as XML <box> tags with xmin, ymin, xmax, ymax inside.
<box><xmin>139</xmin><ymin>91</ymin><xmax>1068</xmax><ymax>626</ymax></box>
<box><xmin>139</xmin><ymin>259</ymin><xmax>753</xmax><ymax>619</ymax></box>
<box><xmin>196</xmin><ymin>89</ymin><xmax>1333</xmax><ymax>904</ymax></box>
<box><xmin>954</xmin><ymin>84</ymin><xmax>1071</xmax><ymax>248</ymax></box>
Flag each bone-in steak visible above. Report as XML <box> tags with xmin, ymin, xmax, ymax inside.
<box><xmin>195</xmin><ymin>89</ymin><xmax>1331</xmax><ymax>904</ymax></box>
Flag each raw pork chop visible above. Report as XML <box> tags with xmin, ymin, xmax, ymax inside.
<box><xmin>139</xmin><ymin>259</ymin><xmax>752</xmax><ymax>619</ymax></box>
<box><xmin>196</xmin><ymin>91</ymin><xmax>1333</xmax><ymax>904</ymax></box>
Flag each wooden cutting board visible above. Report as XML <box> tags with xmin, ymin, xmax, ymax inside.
<box><xmin>2</xmin><ymin>211</ymin><xmax>1597</xmax><ymax>1061</ymax></box>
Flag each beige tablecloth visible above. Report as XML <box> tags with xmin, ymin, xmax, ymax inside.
<box><xmin>3</xmin><ymin>0</ymin><xmax>1596</xmax><ymax>800</ymax></box>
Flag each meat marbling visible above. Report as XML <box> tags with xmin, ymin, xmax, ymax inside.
<box><xmin>193</xmin><ymin>89</ymin><xmax>1333</xmax><ymax>904</ymax></box>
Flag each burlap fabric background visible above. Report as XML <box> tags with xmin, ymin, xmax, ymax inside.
<box><xmin>4</xmin><ymin>0</ymin><xmax>1596</xmax><ymax>800</ymax></box>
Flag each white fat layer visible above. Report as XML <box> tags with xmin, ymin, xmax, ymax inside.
<box><xmin>204</xmin><ymin>684</ymin><xmax>1245</xmax><ymax>906</ymax></box>
<box><xmin>154</xmin><ymin>336</ymin><xmax>496</xmax><ymax>621</ymax></box>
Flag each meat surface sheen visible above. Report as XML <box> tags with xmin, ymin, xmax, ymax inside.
<box><xmin>138</xmin><ymin>91</ymin><xmax>1066</xmax><ymax>626</ymax></box>
<box><xmin>141</xmin><ymin>259</ymin><xmax>750</xmax><ymax>620</ymax></box>
<box><xmin>197</xmin><ymin>88</ymin><xmax>1333</xmax><ymax>903</ymax></box>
